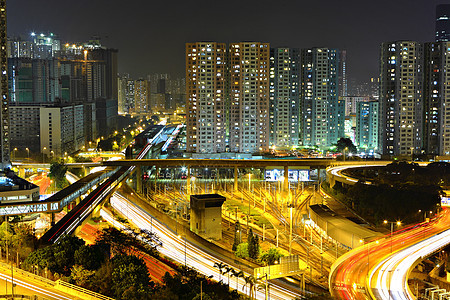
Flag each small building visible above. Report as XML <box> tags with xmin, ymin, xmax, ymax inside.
<box><xmin>0</xmin><ymin>170</ymin><xmax>39</xmax><ymax>203</ymax></box>
<box><xmin>190</xmin><ymin>194</ymin><xmax>225</xmax><ymax>240</ymax></box>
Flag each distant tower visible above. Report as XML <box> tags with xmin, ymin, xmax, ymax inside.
<box><xmin>379</xmin><ymin>41</ymin><xmax>423</xmax><ymax>156</ymax></box>
<box><xmin>436</xmin><ymin>4</ymin><xmax>450</xmax><ymax>42</ymax></box>
<box><xmin>269</xmin><ymin>48</ymin><xmax>300</xmax><ymax>149</ymax></box>
<box><xmin>0</xmin><ymin>0</ymin><xmax>11</xmax><ymax>169</ymax></box>
<box><xmin>300</xmin><ymin>47</ymin><xmax>344</xmax><ymax>149</ymax></box>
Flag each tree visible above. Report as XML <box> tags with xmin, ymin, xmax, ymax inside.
<box><xmin>110</xmin><ymin>254</ymin><xmax>152</xmax><ymax>299</ymax></box>
<box><xmin>243</xmin><ymin>275</ymin><xmax>256</xmax><ymax>300</ymax></box>
<box><xmin>232</xmin><ymin>222</ymin><xmax>241</xmax><ymax>252</ymax></box>
<box><xmin>213</xmin><ymin>262</ymin><xmax>228</xmax><ymax>282</ymax></box>
<box><xmin>230</xmin><ymin>269</ymin><xmax>244</xmax><ymax>291</ymax></box>
<box><xmin>247</xmin><ymin>229</ymin><xmax>259</xmax><ymax>259</ymax></box>
<box><xmin>234</xmin><ymin>243</ymin><xmax>248</xmax><ymax>258</ymax></box>
<box><xmin>224</xmin><ymin>266</ymin><xmax>233</xmax><ymax>288</ymax></box>
<box><xmin>53</xmin><ymin>235</ymin><xmax>85</xmax><ymax>274</ymax></box>
<box><xmin>49</xmin><ymin>161</ymin><xmax>68</xmax><ymax>189</ymax></box>
<box><xmin>70</xmin><ymin>265</ymin><xmax>96</xmax><ymax>288</ymax></box>
<box><xmin>335</xmin><ymin>138</ymin><xmax>357</xmax><ymax>154</ymax></box>
<box><xmin>260</xmin><ymin>248</ymin><xmax>283</xmax><ymax>266</ymax></box>
<box><xmin>74</xmin><ymin>244</ymin><xmax>107</xmax><ymax>270</ymax></box>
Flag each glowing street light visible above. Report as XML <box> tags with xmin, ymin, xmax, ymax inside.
<box><xmin>25</xmin><ymin>148</ymin><xmax>29</xmax><ymax>160</ymax></box>
<box><xmin>42</xmin><ymin>147</ymin><xmax>47</xmax><ymax>163</ymax></box>
<box><xmin>384</xmin><ymin>220</ymin><xmax>401</xmax><ymax>254</ymax></box>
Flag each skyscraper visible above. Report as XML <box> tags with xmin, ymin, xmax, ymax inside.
<box><xmin>423</xmin><ymin>41</ymin><xmax>450</xmax><ymax>155</ymax></box>
<box><xmin>133</xmin><ymin>79</ymin><xmax>150</xmax><ymax>115</ymax></box>
<box><xmin>229</xmin><ymin>42</ymin><xmax>270</xmax><ymax>153</ymax></box>
<box><xmin>356</xmin><ymin>100</ymin><xmax>379</xmax><ymax>152</ymax></box>
<box><xmin>300</xmin><ymin>48</ymin><xmax>344</xmax><ymax>149</ymax></box>
<box><xmin>186</xmin><ymin>42</ymin><xmax>227</xmax><ymax>153</ymax></box>
<box><xmin>436</xmin><ymin>5</ymin><xmax>450</xmax><ymax>42</ymax></box>
<box><xmin>269</xmin><ymin>48</ymin><xmax>300</xmax><ymax>149</ymax></box>
<box><xmin>379</xmin><ymin>41</ymin><xmax>423</xmax><ymax>156</ymax></box>
<box><xmin>0</xmin><ymin>0</ymin><xmax>11</xmax><ymax>169</ymax></box>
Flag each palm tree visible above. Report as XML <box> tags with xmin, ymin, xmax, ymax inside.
<box><xmin>230</xmin><ymin>269</ymin><xmax>244</xmax><ymax>291</ymax></box>
<box><xmin>224</xmin><ymin>266</ymin><xmax>233</xmax><ymax>289</ymax></box>
<box><xmin>213</xmin><ymin>262</ymin><xmax>228</xmax><ymax>282</ymax></box>
<box><xmin>243</xmin><ymin>275</ymin><xmax>256</xmax><ymax>299</ymax></box>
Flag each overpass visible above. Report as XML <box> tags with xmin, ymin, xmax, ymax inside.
<box><xmin>103</xmin><ymin>158</ymin><xmax>385</xmax><ymax>192</ymax></box>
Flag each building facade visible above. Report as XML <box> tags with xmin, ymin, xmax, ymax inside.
<box><xmin>229</xmin><ymin>42</ymin><xmax>270</xmax><ymax>153</ymax></box>
<box><xmin>269</xmin><ymin>48</ymin><xmax>300</xmax><ymax>149</ymax></box>
<box><xmin>133</xmin><ymin>79</ymin><xmax>150</xmax><ymax>115</ymax></box>
<box><xmin>356</xmin><ymin>100</ymin><xmax>379</xmax><ymax>151</ymax></box>
<box><xmin>423</xmin><ymin>41</ymin><xmax>450</xmax><ymax>155</ymax></box>
<box><xmin>0</xmin><ymin>0</ymin><xmax>10</xmax><ymax>169</ymax></box>
<box><xmin>186</xmin><ymin>42</ymin><xmax>227</xmax><ymax>153</ymax></box>
<box><xmin>379</xmin><ymin>41</ymin><xmax>423</xmax><ymax>156</ymax></box>
<box><xmin>300</xmin><ymin>48</ymin><xmax>344</xmax><ymax>149</ymax></box>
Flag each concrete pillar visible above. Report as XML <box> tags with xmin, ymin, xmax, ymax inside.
<box><xmin>49</xmin><ymin>213</ymin><xmax>55</xmax><ymax>226</ymax></box>
<box><xmin>84</xmin><ymin>166</ymin><xmax>89</xmax><ymax>177</ymax></box>
<box><xmin>137</xmin><ymin>167</ymin><xmax>142</xmax><ymax>194</ymax></box>
<box><xmin>284</xmin><ymin>165</ymin><xmax>289</xmax><ymax>192</ymax></box>
<box><xmin>234</xmin><ymin>166</ymin><xmax>238</xmax><ymax>192</ymax></box>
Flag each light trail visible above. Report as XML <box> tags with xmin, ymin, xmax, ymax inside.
<box><xmin>0</xmin><ymin>269</ymin><xmax>73</xmax><ymax>300</ymax></box>
<box><xmin>370</xmin><ymin>212</ymin><xmax>450</xmax><ymax>300</ymax></box>
<box><xmin>105</xmin><ymin>193</ymin><xmax>302</xmax><ymax>300</ymax></box>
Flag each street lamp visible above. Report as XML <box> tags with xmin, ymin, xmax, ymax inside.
<box><xmin>25</xmin><ymin>148</ymin><xmax>29</xmax><ymax>160</ymax></box>
<box><xmin>289</xmin><ymin>204</ymin><xmax>294</xmax><ymax>255</ymax></box>
<box><xmin>12</xmin><ymin>148</ymin><xmax>17</xmax><ymax>161</ymax></box>
<box><xmin>384</xmin><ymin>220</ymin><xmax>401</xmax><ymax>254</ymax></box>
<box><xmin>42</xmin><ymin>147</ymin><xmax>46</xmax><ymax>163</ymax></box>
<box><xmin>359</xmin><ymin>239</ymin><xmax>379</xmax><ymax>278</ymax></box>
<box><xmin>343</xmin><ymin>147</ymin><xmax>348</xmax><ymax>162</ymax></box>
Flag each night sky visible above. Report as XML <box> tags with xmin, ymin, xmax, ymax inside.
<box><xmin>7</xmin><ymin>0</ymin><xmax>448</xmax><ymax>84</ymax></box>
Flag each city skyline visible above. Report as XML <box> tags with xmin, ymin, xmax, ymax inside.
<box><xmin>6</xmin><ymin>0</ymin><xmax>446</xmax><ymax>83</ymax></box>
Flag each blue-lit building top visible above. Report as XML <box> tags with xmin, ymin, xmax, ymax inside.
<box><xmin>356</xmin><ymin>101</ymin><xmax>379</xmax><ymax>152</ymax></box>
<box><xmin>436</xmin><ymin>5</ymin><xmax>450</xmax><ymax>42</ymax></box>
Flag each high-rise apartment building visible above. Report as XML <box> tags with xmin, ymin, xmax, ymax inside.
<box><xmin>436</xmin><ymin>5</ymin><xmax>450</xmax><ymax>42</ymax></box>
<box><xmin>379</xmin><ymin>41</ymin><xmax>423</xmax><ymax>156</ymax></box>
<box><xmin>339</xmin><ymin>50</ymin><xmax>348</xmax><ymax>97</ymax></box>
<box><xmin>229</xmin><ymin>42</ymin><xmax>270</xmax><ymax>153</ymax></box>
<box><xmin>186</xmin><ymin>42</ymin><xmax>227</xmax><ymax>153</ymax></box>
<box><xmin>133</xmin><ymin>79</ymin><xmax>150</xmax><ymax>115</ymax></box>
<box><xmin>356</xmin><ymin>100</ymin><xmax>379</xmax><ymax>151</ymax></box>
<box><xmin>0</xmin><ymin>0</ymin><xmax>10</xmax><ymax>169</ymax></box>
<box><xmin>300</xmin><ymin>48</ymin><xmax>344</xmax><ymax>148</ymax></box>
<box><xmin>423</xmin><ymin>41</ymin><xmax>450</xmax><ymax>155</ymax></box>
<box><xmin>344</xmin><ymin>96</ymin><xmax>370</xmax><ymax>116</ymax></box>
<box><xmin>269</xmin><ymin>48</ymin><xmax>300</xmax><ymax>149</ymax></box>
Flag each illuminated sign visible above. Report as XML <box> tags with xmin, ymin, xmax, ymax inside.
<box><xmin>265</xmin><ymin>169</ymin><xmax>310</xmax><ymax>182</ymax></box>
<box><xmin>441</xmin><ymin>196</ymin><xmax>450</xmax><ymax>207</ymax></box>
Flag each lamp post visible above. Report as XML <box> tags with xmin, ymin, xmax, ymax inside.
<box><xmin>343</xmin><ymin>147</ymin><xmax>348</xmax><ymax>162</ymax></box>
<box><xmin>25</xmin><ymin>148</ymin><xmax>29</xmax><ymax>160</ymax></box>
<box><xmin>12</xmin><ymin>148</ymin><xmax>17</xmax><ymax>161</ymax></box>
<box><xmin>360</xmin><ymin>239</ymin><xmax>379</xmax><ymax>278</ymax></box>
<box><xmin>384</xmin><ymin>220</ymin><xmax>401</xmax><ymax>254</ymax></box>
<box><xmin>289</xmin><ymin>204</ymin><xmax>294</xmax><ymax>255</ymax></box>
<box><xmin>42</xmin><ymin>147</ymin><xmax>46</xmax><ymax>163</ymax></box>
